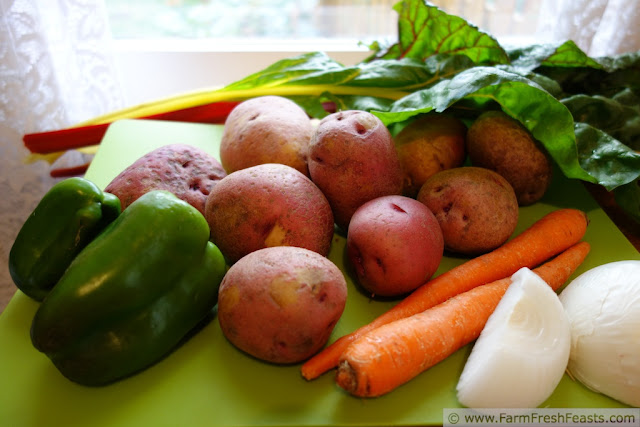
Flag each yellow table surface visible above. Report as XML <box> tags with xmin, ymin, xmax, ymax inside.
<box><xmin>1</xmin><ymin>119</ymin><xmax>637</xmax><ymax>426</ymax></box>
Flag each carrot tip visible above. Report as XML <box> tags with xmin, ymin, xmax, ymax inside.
<box><xmin>335</xmin><ymin>360</ymin><xmax>358</xmax><ymax>394</ymax></box>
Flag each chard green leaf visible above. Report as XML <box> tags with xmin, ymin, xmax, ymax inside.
<box><xmin>374</xmin><ymin>67</ymin><xmax>595</xmax><ymax>184</ymax></box>
<box><xmin>507</xmin><ymin>41</ymin><xmax>602</xmax><ymax>73</ymax></box>
<box><xmin>614</xmin><ymin>180</ymin><xmax>640</xmax><ymax>223</ymax></box>
<box><xmin>574</xmin><ymin>122</ymin><xmax>640</xmax><ymax>190</ymax></box>
<box><xmin>537</xmin><ymin>50</ymin><xmax>640</xmax><ymax>98</ymax></box>
<box><xmin>219</xmin><ymin>52</ymin><xmax>359</xmax><ymax>90</ymax></box>
<box><xmin>349</xmin><ymin>58</ymin><xmax>443</xmax><ymax>89</ymax></box>
<box><xmin>595</xmin><ymin>50</ymin><xmax>640</xmax><ymax>73</ymax></box>
<box><xmin>374</xmin><ymin>66</ymin><xmax>542</xmax><ymax>123</ymax></box>
<box><xmin>289</xmin><ymin>94</ymin><xmax>395</xmax><ymax>119</ymax></box>
<box><xmin>507</xmin><ymin>43</ymin><xmax>561</xmax><ymax>72</ymax></box>
<box><xmin>211</xmin><ymin>51</ymin><xmax>412</xmax><ymax>103</ymax></box>
<box><xmin>369</xmin><ymin>0</ymin><xmax>509</xmax><ymax>65</ymax></box>
<box><xmin>352</xmin><ymin>55</ymin><xmax>476</xmax><ymax>91</ymax></box>
<box><xmin>219</xmin><ymin>52</ymin><xmax>341</xmax><ymax>91</ymax></box>
<box><xmin>497</xmin><ymin>65</ymin><xmax>564</xmax><ymax>98</ymax></box>
<box><xmin>541</xmin><ymin>40</ymin><xmax>603</xmax><ymax>69</ymax></box>
<box><xmin>329</xmin><ymin>95</ymin><xmax>396</xmax><ymax>113</ymax></box>
<box><xmin>563</xmin><ymin>93</ymin><xmax>640</xmax><ymax>150</ymax></box>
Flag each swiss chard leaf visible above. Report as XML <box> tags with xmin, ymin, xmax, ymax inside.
<box><xmin>374</xmin><ymin>67</ymin><xmax>595</xmax><ymax>184</ymax></box>
<box><xmin>351</xmin><ymin>55</ymin><xmax>474</xmax><ymax>90</ymax></box>
<box><xmin>219</xmin><ymin>52</ymin><xmax>358</xmax><ymax>90</ymax></box>
<box><xmin>536</xmin><ymin>51</ymin><xmax>640</xmax><ymax>98</ymax></box>
<box><xmin>541</xmin><ymin>40</ymin><xmax>603</xmax><ymax>69</ymax></box>
<box><xmin>374</xmin><ymin>66</ymin><xmax>545</xmax><ymax>122</ymax></box>
<box><xmin>289</xmin><ymin>93</ymin><xmax>395</xmax><ymax>119</ymax></box>
<box><xmin>507</xmin><ymin>40</ymin><xmax>601</xmax><ymax>73</ymax></box>
<box><xmin>574</xmin><ymin>122</ymin><xmax>640</xmax><ymax>190</ymax></box>
<box><xmin>563</xmin><ymin>93</ymin><xmax>640</xmax><ymax>150</ymax></box>
<box><xmin>367</xmin><ymin>0</ymin><xmax>509</xmax><ymax>65</ymax></box>
<box><xmin>614</xmin><ymin>180</ymin><xmax>640</xmax><ymax>223</ymax></box>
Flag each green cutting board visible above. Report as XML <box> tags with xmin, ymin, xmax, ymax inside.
<box><xmin>1</xmin><ymin>119</ymin><xmax>637</xmax><ymax>426</ymax></box>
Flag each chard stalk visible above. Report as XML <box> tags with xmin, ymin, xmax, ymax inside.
<box><xmin>77</xmin><ymin>85</ymin><xmax>412</xmax><ymax>127</ymax></box>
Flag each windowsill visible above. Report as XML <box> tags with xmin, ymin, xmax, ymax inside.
<box><xmin>111</xmin><ymin>37</ymin><xmax>379</xmax><ymax>53</ymax></box>
<box><xmin>109</xmin><ymin>35</ymin><xmax>537</xmax><ymax>107</ymax></box>
<box><xmin>111</xmin><ymin>39</ymin><xmax>372</xmax><ymax>106</ymax></box>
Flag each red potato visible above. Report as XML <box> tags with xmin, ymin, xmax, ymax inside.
<box><xmin>394</xmin><ymin>113</ymin><xmax>467</xmax><ymax>198</ymax></box>
<box><xmin>220</xmin><ymin>96</ymin><xmax>313</xmax><ymax>177</ymax></box>
<box><xmin>347</xmin><ymin>195</ymin><xmax>444</xmax><ymax>297</ymax></box>
<box><xmin>204</xmin><ymin>163</ymin><xmax>334</xmax><ymax>264</ymax></box>
<box><xmin>217</xmin><ymin>246</ymin><xmax>348</xmax><ymax>364</ymax></box>
<box><xmin>105</xmin><ymin>143</ymin><xmax>226</xmax><ymax>216</ymax></box>
<box><xmin>466</xmin><ymin>111</ymin><xmax>553</xmax><ymax>206</ymax></box>
<box><xmin>308</xmin><ymin>110</ymin><xmax>403</xmax><ymax>231</ymax></box>
<box><xmin>417</xmin><ymin>167</ymin><xmax>519</xmax><ymax>256</ymax></box>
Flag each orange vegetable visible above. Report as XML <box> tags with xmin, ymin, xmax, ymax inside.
<box><xmin>335</xmin><ymin>241</ymin><xmax>590</xmax><ymax>397</ymax></box>
<box><xmin>301</xmin><ymin>208</ymin><xmax>588</xmax><ymax>381</ymax></box>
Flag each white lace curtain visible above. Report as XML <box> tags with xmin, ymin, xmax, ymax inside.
<box><xmin>0</xmin><ymin>0</ymin><xmax>125</xmax><ymax>309</ymax></box>
<box><xmin>537</xmin><ymin>0</ymin><xmax>640</xmax><ymax>57</ymax></box>
<box><xmin>0</xmin><ymin>0</ymin><xmax>639</xmax><ymax>312</ymax></box>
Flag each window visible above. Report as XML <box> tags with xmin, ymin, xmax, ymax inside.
<box><xmin>105</xmin><ymin>0</ymin><xmax>541</xmax><ymax>44</ymax></box>
<box><xmin>105</xmin><ymin>0</ymin><xmax>398</xmax><ymax>43</ymax></box>
<box><xmin>104</xmin><ymin>1</ymin><xmax>544</xmax><ymax>105</ymax></box>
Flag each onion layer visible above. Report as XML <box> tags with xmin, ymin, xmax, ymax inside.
<box><xmin>559</xmin><ymin>260</ymin><xmax>640</xmax><ymax>407</ymax></box>
<box><xmin>456</xmin><ymin>267</ymin><xmax>571</xmax><ymax>408</ymax></box>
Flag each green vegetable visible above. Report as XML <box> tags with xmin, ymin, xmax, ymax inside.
<box><xmin>30</xmin><ymin>190</ymin><xmax>226</xmax><ymax>386</ymax></box>
<box><xmin>365</xmin><ymin>0</ymin><xmax>509</xmax><ymax>64</ymax></box>
<box><xmin>8</xmin><ymin>177</ymin><xmax>121</xmax><ymax>301</ymax></box>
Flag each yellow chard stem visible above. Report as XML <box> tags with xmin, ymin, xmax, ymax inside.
<box><xmin>76</xmin><ymin>85</ymin><xmax>411</xmax><ymax>127</ymax></box>
<box><xmin>33</xmin><ymin>84</ymin><xmax>411</xmax><ymax>166</ymax></box>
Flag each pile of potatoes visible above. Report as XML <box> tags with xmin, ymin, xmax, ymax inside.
<box><xmin>106</xmin><ymin>95</ymin><xmax>554</xmax><ymax>364</ymax></box>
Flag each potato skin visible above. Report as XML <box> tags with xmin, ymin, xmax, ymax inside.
<box><xmin>466</xmin><ymin>110</ymin><xmax>553</xmax><ymax>206</ymax></box>
<box><xmin>217</xmin><ymin>246</ymin><xmax>347</xmax><ymax>364</ymax></box>
<box><xmin>104</xmin><ymin>143</ymin><xmax>226</xmax><ymax>215</ymax></box>
<box><xmin>308</xmin><ymin>110</ymin><xmax>403</xmax><ymax>231</ymax></box>
<box><xmin>220</xmin><ymin>96</ymin><xmax>313</xmax><ymax>177</ymax></box>
<box><xmin>204</xmin><ymin>163</ymin><xmax>334</xmax><ymax>264</ymax></box>
<box><xmin>347</xmin><ymin>195</ymin><xmax>444</xmax><ymax>297</ymax></box>
<box><xmin>417</xmin><ymin>167</ymin><xmax>519</xmax><ymax>255</ymax></box>
<box><xmin>394</xmin><ymin>113</ymin><xmax>467</xmax><ymax>198</ymax></box>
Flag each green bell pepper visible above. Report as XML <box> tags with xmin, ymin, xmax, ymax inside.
<box><xmin>9</xmin><ymin>177</ymin><xmax>121</xmax><ymax>301</ymax></box>
<box><xmin>30</xmin><ymin>190</ymin><xmax>226</xmax><ymax>386</ymax></box>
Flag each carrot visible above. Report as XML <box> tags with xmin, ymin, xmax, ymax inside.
<box><xmin>335</xmin><ymin>241</ymin><xmax>590</xmax><ymax>397</ymax></box>
<box><xmin>301</xmin><ymin>208</ymin><xmax>588</xmax><ymax>381</ymax></box>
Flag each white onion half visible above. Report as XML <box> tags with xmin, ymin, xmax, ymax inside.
<box><xmin>559</xmin><ymin>260</ymin><xmax>640</xmax><ymax>407</ymax></box>
<box><xmin>456</xmin><ymin>267</ymin><xmax>571</xmax><ymax>408</ymax></box>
